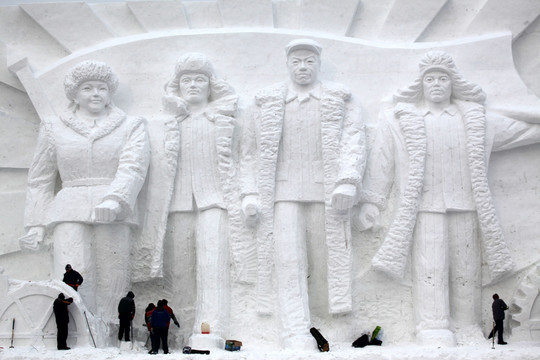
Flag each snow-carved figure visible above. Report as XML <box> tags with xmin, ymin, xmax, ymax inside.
<box><xmin>21</xmin><ymin>60</ymin><xmax>150</xmax><ymax>322</ymax></box>
<box><xmin>357</xmin><ymin>51</ymin><xmax>540</xmax><ymax>346</ymax></box>
<box><xmin>135</xmin><ymin>53</ymin><xmax>241</xmax><ymax>348</ymax></box>
<box><xmin>241</xmin><ymin>39</ymin><xmax>366</xmax><ymax>349</ymax></box>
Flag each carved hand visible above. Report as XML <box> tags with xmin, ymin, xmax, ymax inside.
<box><xmin>19</xmin><ymin>226</ymin><xmax>45</xmax><ymax>251</ymax></box>
<box><xmin>356</xmin><ymin>203</ymin><xmax>380</xmax><ymax>231</ymax></box>
<box><xmin>93</xmin><ymin>199</ymin><xmax>122</xmax><ymax>222</ymax></box>
<box><xmin>242</xmin><ymin>194</ymin><xmax>260</xmax><ymax>228</ymax></box>
<box><xmin>331</xmin><ymin>183</ymin><xmax>357</xmax><ymax>212</ymax></box>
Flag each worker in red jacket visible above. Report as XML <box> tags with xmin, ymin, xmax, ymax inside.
<box><xmin>161</xmin><ymin>299</ymin><xmax>180</xmax><ymax>328</ymax></box>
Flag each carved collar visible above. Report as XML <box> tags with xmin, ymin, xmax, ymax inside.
<box><xmin>176</xmin><ymin>94</ymin><xmax>238</xmax><ymax>122</ymax></box>
<box><xmin>285</xmin><ymin>82</ymin><xmax>321</xmax><ymax>104</ymax></box>
<box><xmin>60</xmin><ymin>107</ymin><xmax>126</xmax><ymax>140</ymax></box>
<box><xmin>420</xmin><ymin>103</ymin><xmax>458</xmax><ymax>116</ymax></box>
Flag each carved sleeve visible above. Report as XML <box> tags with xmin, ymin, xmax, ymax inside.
<box><xmin>358</xmin><ymin>112</ymin><xmax>396</xmax><ymax>209</ymax></box>
<box><xmin>103</xmin><ymin>117</ymin><xmax>150</xmax><ymax>217</ymax></box>
<box><xmin>24</xmin><ymin>118</ymin><xmax>58</xmax><ymax>229</ymax></box>
<box><xmin>238</xmin><ymin>105</ymin><xmax>259</xmax><ymax>198</ymax></box>
<box><xmin>490</xmin><ymin>112</ymin><xmax>540</xmax><ymax>152</ymax></box>
<box><xmin>336</xmin><ymin>96</ymin><xmax>366</xmax><ymax>187</ymax></box>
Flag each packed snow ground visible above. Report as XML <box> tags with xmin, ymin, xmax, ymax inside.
<box><xmin>1</xmin><ymin>341</ymin><xmax>540</xmax><ymax>360</ymax></box>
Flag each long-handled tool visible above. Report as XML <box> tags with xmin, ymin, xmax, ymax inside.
<box><xmin>9</xmin><ymin>318</ymin><xmax>15</xmax><ymax>348</ymax></box>
<box><xmin>491</xmin><ymin>321</ymin><xmax>495</xmax><ymax>349</ymax></box>
<box><xmin>130</xmin><ymin>319</ymin><xmax>134</xmax><ymax>350</ymax></box>
<box><xmin>144</xmin><ymin>333</ymin><xmax>151</xmax><ymax>349</ymax></box>
<box><xmin>83</xmin><ymin>311</ymin><xmax>97</xmax><ymax>348</ymax></box>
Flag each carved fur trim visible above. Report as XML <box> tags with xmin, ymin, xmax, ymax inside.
<box><xmin>215</xmin><ymin>113</ymin><xmax>258</xmax><ymax>284</ymax></box>
<box><xmin>320</xmin><ymin>85</ymin><xmax>353</xmax><ymax>313</ymax></box>
<box><xmin>163</xmin><ymin>116</ymin><xmax>181</xmax><ymax>177</ymax></box>
<box><xmin>60</xmin><ymin>107</ymin><xmax>126</xmax><ymax>141</ymax></box>
<box><xmin>253</xmin><ymin>83</ymin><xmax>287</xmax><ymax>313</ymax></box>
<box><xmin>457</xmin><ymin>100</ymin><xmax>514</xmax><ymax>279</ymax></box>
<box><xmin>372</xmin><ymin>103</ymin><xmax>427</xmax><ymax>279</ymax></box>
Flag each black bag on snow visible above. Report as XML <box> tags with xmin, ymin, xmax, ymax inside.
<box><xmin>310</xmin><ymin>327</ymin><xmax>329</xmax><ymax>352</ymax></box>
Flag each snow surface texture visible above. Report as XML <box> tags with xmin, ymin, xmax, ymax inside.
<box><xmin>1</xmin><ymin>341</ymin><xmax>540</xmax><ymax>360</ymax></box>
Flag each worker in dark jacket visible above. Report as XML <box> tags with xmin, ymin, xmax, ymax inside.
<box><xmin>62</xmin><ymin>264</ymin><xmax>83</xmax><ymax>291</ymax></box>
<box><xmin>149</xmin><ymin>300</ymin><xmax>171</xmax><ymax>354</ymax></box>
<box><xmin>53</xmin><ymin>293</ymin><xmax>73</xmax><ymax>350</ymax></box>
<box><xmin>118</xmin><ymin>291</ymin><xmax>136</xmax><ymax>341</ymax></box>
<box><xmin>491</xmin><ymin>293</ymin><xmax>509</xmax><ymax>345</ymax></box>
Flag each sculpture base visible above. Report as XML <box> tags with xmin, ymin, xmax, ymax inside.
<box><xmin>416</xmin><ymin>329</ymin><xmax>456</xmax><ymax>347</ymax></box>
<box><xmin>282</xmin><ymin>334</ymin><xmax>318</xmax><ymax>350</ymax></box>
<box><xmin>189</xmin><ymin>333</ymin><xmax>225</xmax><ymax>350</ymax></box>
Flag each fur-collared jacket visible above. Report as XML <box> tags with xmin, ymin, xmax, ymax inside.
<box><xmin>25</xmin><ymin>107</ymin><xmax>150</xmax><ymax>229</ymax></box>
<box><xmin>362</xmin><ymin>100</ymin><xmax>540</xmax><ymax>281</ymax></box>
<box><xmin>241</xmin><ymin>81</ymin><xmax>365</xmax><ymax>314</ymax></box>
<box><xmin>132</xmin><ymin>94</ymin><xmax>255</xmax><ymax>283</ymax></box>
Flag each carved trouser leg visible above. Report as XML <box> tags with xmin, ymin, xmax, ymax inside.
<box><xmin>412</xmin><ymin>212</ymin><xmax>454</xmax><ymax>345</ymax></box>
<box><xmin>54</xmin><ymin>223</ymin><xmax>96</xmax><ymax>312</ymax></box>
<box><xmin>165</xmin><ymin>212</ymin><xmax>197</xmax><ymax>344</ymax></box>
<box><xmin>192</xmin><ymin>208</ymin><xmax>230</xmax><ymax>339</ymax></box>
<box><xmin>93</xmin><ymin>224</ymin><xmax>131</xmax><ymax>322</ymax></box>
<box><xmin>53</xmin><ymin>222</ymin><xmax>131</xmax><ymax>321</ymax></box>
<box><xmin>273</xmin><ymin>201</ymin><xmax>311</xmax><ymax>340</ymax></box>
<box><xmin>448</xmin><ymin>211</ymin><xmax>481</xmax><ymax>331</ymax></box>
<box><xmin>305</xmin><ymin>203</ymin><xmax>328</xmax><ymax>318</ymax></box>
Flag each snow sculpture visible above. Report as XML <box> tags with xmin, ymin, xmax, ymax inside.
<box><xmin>357</xmin><ymin>51</ymin><xmax>540</xmax><ymax>346</ymax></box>
<box><xmin>20</xmin><ymin>60</ymin><xmax>150</xmax><ymax>323</ymax></box>
<box><xmin>241</xmin><ymin>39</ymin><xmax>365</xmax><ymax>349</ymax></box>
<box><xmin>136</xmin><ymin>53</ymin><xmax>240</xmax><ymax>348</ymax></box>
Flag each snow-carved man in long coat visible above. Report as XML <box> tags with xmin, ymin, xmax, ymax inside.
<box><xmin>134</xmin><ymin>53</ymin><xmax>245</xmax><ymax>348</ymax></box>
<box><xmin>358</xmin><ymin>51</ymin><xmax>540</xmax><ymax>346</ymax></box>
<box><xmin>241</xmin><ymin>39</ymin><xmax>365</xmax><ymax>349</ymax></box>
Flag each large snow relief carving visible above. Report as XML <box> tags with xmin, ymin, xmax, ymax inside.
<box><xmin>8</xmin><ymin>29</ymin><xmax>540</xmax><ymax>352</ymax></box>
<box><xmin>357</xmin><ymin>51</ymin><xmax>540</xmax><ymax>346</ymax></box>
<box><xmin>20</xmin><ymin>60</ymin><xmax>150</xmax><ymax>322</ymax></box>
<box><xmin>241</xmin><ymin>39</ymin><xmax>366</xmax><ymax>348</ymax></box>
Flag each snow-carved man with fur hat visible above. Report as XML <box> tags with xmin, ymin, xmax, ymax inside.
<box><xmin>134</xmin><ymin>53</ymin><xmax>243</xmax><ymax>348</ymax></box>
<box><xmin>241</xmin><ymin>39</ymin><xmax>366</xmax><ymax>349</ymax></box>
<box><xmin>357</xmin><ymin>51</ymin><xmax>540</xmax><ymax>346</ymax></box>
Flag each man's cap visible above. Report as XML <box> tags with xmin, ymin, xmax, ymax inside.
<box><xmin>127</xmin><ymin>291</ymin><xmax>135</xmax><ymax>298</ymax></box>
<box><xmin>65</xmin><ymin>264</ymin><xmax>72</xmax><ymax>270</ymax></box>
<box><xmin>285</xmin><ymin>39</ymin><xmax>322</xmax><ymax>57</ymax></box>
